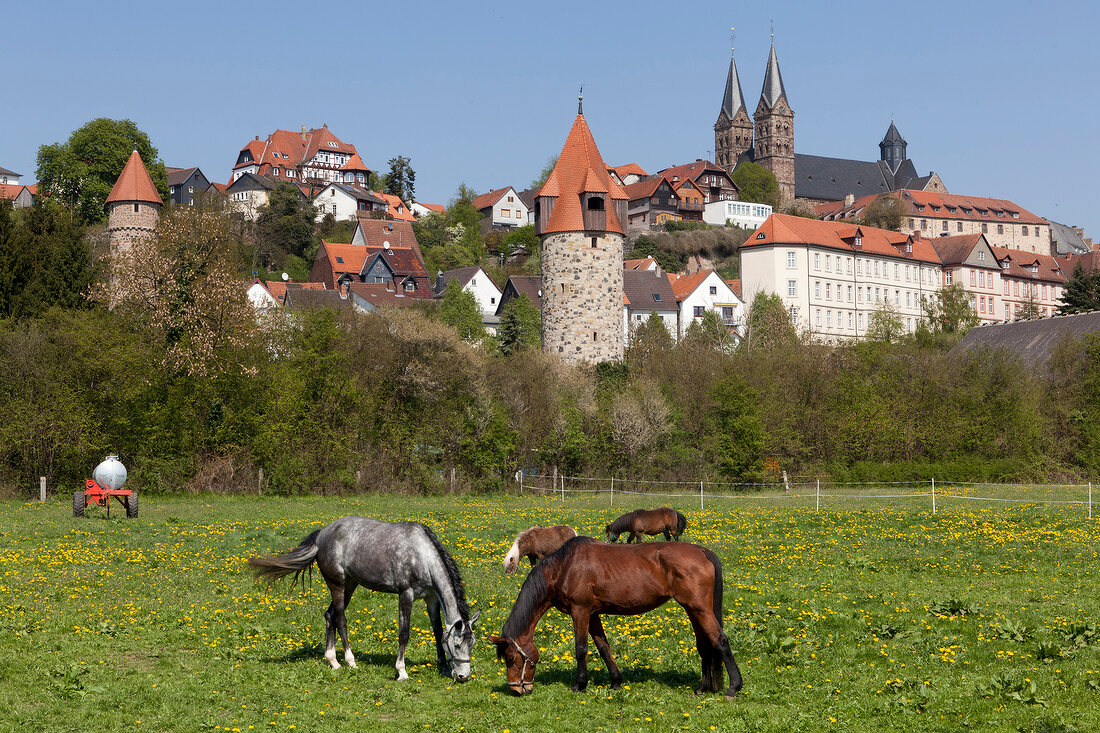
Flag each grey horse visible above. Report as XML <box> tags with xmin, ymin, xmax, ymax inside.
<box><xmin>248</xmin><ymin>517</ymin><xmax>480</xmax><ymax>682</ymax></box>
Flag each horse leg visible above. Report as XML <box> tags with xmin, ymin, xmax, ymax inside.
<box><xmin>685</xmin><ymin>615</ymin><xmax>716</xmax><ymax>693</ymax></box>
<box><xmin>663</xmin><ymin>528</ymin><xmax>672</xmax><ymax>541</ymax></box>
<box><xmin>394</xmin><ymin>588</ymin><xmax>414</xmax><ymax>681</ymax></box>
<box><xmin>526</xmin><ymin>553</ymin><xmax>538</xmax><ymax>567</ymax></box>
<box><xmin>688</xmin><ymin>605</ymin><xmax>743</xmax><ymax>697</ymax></box>
<box><xmin>426</xmin><ymin>595</ymin><xmax>450</xmax><ymax>677</ymax></box>
<box><xmin>569</xmin><ymin>608</ymin><xmax>591</xmax><ymax>692</ymax></box>
<box><xmin>340</xmin><ymin>582</ymin><xmax>358</xmax><ymax>668</ymax></box>
<box><xmin>588</xmin><ymin>614</ymin><xmax>623</xmax><ymax>690</ymax></box>
<box><xmin>323</xmin><ymin>581</ymin><xmax>344</xmax><ymax>670</ymax></box>
<box><xmin>628</xmin><ymin>531</ymin><xmax>638</xmax><ymax>544</ymax></box>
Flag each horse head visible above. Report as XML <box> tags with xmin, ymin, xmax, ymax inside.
<box><xmin>604</xmin><ymin>524</ymin><xmax>619</xmax><ymax>543</ymax></box>
<box><xmin>489</xmin><ymin>634</ymin><xmax>538</xmax><ymax>695</ymax></box>
<box><xmin>442</xmin><ymin>610</ymin><xmax>480</xmax><ymax>682</ymax></box>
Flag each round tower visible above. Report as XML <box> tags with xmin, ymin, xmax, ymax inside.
<box><xmin>106</xmin><ymin>150</ymin><xmax>163</xmax><ymax>256</ymax></box>
<box><xmin>535</xmin><ymin>98</ymin><xmax>627</xmax><ymax>363</ymax></box>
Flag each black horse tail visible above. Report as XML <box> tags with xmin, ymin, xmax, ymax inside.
<box><xmin>676</xmin><ymin>510</ymin><xmax>687</xmax><ymax>538</ymax></box>
<box><xmin>248</xmin><ymin>529</ymin><xmax>321</xmax><ymax>587</ymax></box>
<box><xmin>704</xmin><ymin>547</ymin><xmax>726</xmax><ymax>688</ymax></box>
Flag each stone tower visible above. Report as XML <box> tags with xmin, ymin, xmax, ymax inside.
<box><xmin>879</xmin><ymin>120</ymin><xmax>907</xmax><ymax>175</ymax></box>
<box><xmin>714</xmin><ymin>48</ymin><xmax>753</xmax><ymax>174</ymax></box>
<box><xmin>753</xmin><ymin>40</ymin><xmax>795</xmax><ymax>202</ymax></box>
<box><xmin>535</xmin><ymin>98</ymin><xmax>628</xmax><ymax>364</ymax></box>
<box><xmin>107</xmin><ymin>150</ymin><xmax>163</xmax><ymax>255</ymax></box>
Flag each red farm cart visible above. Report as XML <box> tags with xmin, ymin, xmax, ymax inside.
<box><xmin>73</xmin><ymin>455</ymin><xmax>138</xmax><ymax>518</ymax></box>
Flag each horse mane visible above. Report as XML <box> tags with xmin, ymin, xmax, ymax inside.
<box><xmin>607</xmin><ymin>510</ymin><xmax>639</xmax><ymax>533</ymax></box>
<box><xmin>501</xmin><ymin>535</ymin><xmax>596</xmax><ymax>638</ymax></box>
<box><xmin>420</xmin><ymin>524</ymin><xmax>470</xmax><ymax>620</ymax></box>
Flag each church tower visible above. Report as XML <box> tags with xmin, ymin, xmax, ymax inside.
<box><xmin>535</xmin><ymin>96</ymin><xmax>628</xmax><ymax>363</ymax></box>
<box><xmin>106</xmin><ymin>150</ymin><xmax>163</xmax><ymax>256</ymax></box>
<box><xmin>879</xmin><ymin>121</ymin><xmax>908</xmax><ymax>175</ymax></box>
<box><xmin>753</xmin><ymin>39</ymin><xmax>795</xmax><ymax>202</ymax></box>
<box><xmin>714</xmin><ymin>47</ymin><xmax>753</xmax><ymax>174</ymax></box>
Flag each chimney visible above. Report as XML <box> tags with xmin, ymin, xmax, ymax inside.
<box><xmin>254</xmin><ymin>135</ymin><xmax>259</xmax><ymax>141</ymax></box>
<box><xmin>301</xmin><ymin>125</ymin><xmax>307</xmax><ymax>137</ymax></box>
<box><xmin>844</xmin><ymin>193</ymin><xmax>855</xmax><ymax>207</ymax></box>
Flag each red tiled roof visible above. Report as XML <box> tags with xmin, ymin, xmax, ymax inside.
<box><xmin>656</xmin><ymin>160</ymin><xmax>727</xmax><ymax>185</ymax></box>
<box><xmin>348</xmin><ymin>282</ymin><xmax>425</xmax><ymax>308</ymax></box>
<box><xmin>666</xmin><ymin>270</ymin><xmax>710</xmax><ymax>301</ymax></box>
<box><xmin>106</xmin><ymin>150</ymin><xmax>163</xmax><ymax>205</ymax></box>
<box><xmin>744</xmin><ymin>213</ymin><xmax>942</xmax><ymax>264</ymax></box>
<box><xmin>990</xmin><ymin>245</ymin><xmax>1067</xmax><ymax>283</ymax></box>
<box><xmin>621</xmin><ymin>177</ymin><xmax>668</xmax><ymax>200</ymax></box>
<box><xmin>373</xmin><ymin>191</ymin><xmax>415</xmax><ymax>221</ymax></box>
<box><xmin>0</xmin><ymin>184</ymin><xmax>31</xmax><ymax>200</ymax></box>
<box><xmin>1056</xmin><ymin>251</ymin><xmax>1100</xmax><ymax>273</ymax></box>
<box><xmin>473</xmin><ymin>186</ymin><xmax>512</xmax><ymax>211</ymax></box>
<box><xmin>818</xmin><ymin>189</ymin><xmax>1047</xmax><ymax>226</ymax></box>
<box><xmin>538</xmin><ymin>114</ymin><xmax>627</xmax><ymax>234</ymax></box>
<box><xmin>727</xmin><ymin>279</ymin><xmax>742</xmax><ymax>299</ymax></box>
<box><xmin>624</xmin><ymin>257</ymin><xmax>657</xmax><ymax>270</ymax></box>
<box><xmin>341</xmin><ymin>153</ymin><xmax>370</xmax><ymax>171</ymax></box>
<box><xmin>608</xmin><ymin>163</ymin><xmax>648</xmax><ymax>178</ymax></box>
<box><xmin>928</xmin><ymin>234</ymin><xmax>988</xmax><ymax>266</ymax></box>
<box><xmin>416</xmin><ymin>202</ymin><xmax>445</xmax><ymax>213</ymax></box>
<box><xmin>234</xmin><ymin>127</ymin><xmax>359</xmax><ymax>174</ymax></box>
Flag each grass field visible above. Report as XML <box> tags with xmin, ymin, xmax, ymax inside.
<box><xmin>1</xmin><ymin>491</ymin><xmax>1098</xmax><ymax>732</ymax></box>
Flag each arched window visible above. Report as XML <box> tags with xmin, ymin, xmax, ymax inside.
<box><xmin>587</xmin><ymin>196</ymin><xmax>604</xmax><ymax>211</ymax></box>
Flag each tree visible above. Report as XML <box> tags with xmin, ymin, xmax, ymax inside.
<box><xmin>730</xmin><ymin>162</ymin><xmax>781</xmax><ymax>209</ymax></box>
<box><xmin>448</xmin><ymin>183</ymin><xmax>482</xmax><ymax>228</ymax></box>
<box><xmin>779</xmin><ymin>199</ymin><xmax>819</xmax><ymax>219</ymax></box>
<box><xmin>706</xmin><ymin>374</ymin><xmax>764</xmax><ymax>480</ymax></box>
<box><xmin>743</xmin><ymin>291</ymin><xmax>796</xmax><ymax>350</ymax></box>
<box><xmin>922</xmin><ymin>283</ymin><xmax>979</xmax><ymax>334</ymax></box>
<box><xmin>682</xmin><ymin>310</ymin><xmax>735</xmax><ymax>352</ymax></box>
<box><xmin>254</xmin><ymin>182</ymin><xmax>317</xmax><ymax>268</ymax></box>
<box><xmin>1058</xmin><ymin>262</ymin><xmax>1100</xmax><ymax>314</ymax></box>
<box><xmin>497</xmin><ymin>294</ymin><xmax>541</xmax><ymax>355</ymax></box>
<box><xmin>530</xmin><ymin>156</ymin><xmax>558</xmax><ymax>190</ymax></box>
<box><xmin>107</xmin><ymin>201</ymin><xmax>257</xmax><ymax>377</ymax></box>
<box><xmin>627</xmin><ymin>235</ymin><xmax>681</xmax><ymax>273</ymax></box>
<box><xmin>865</xmin><ymin>301</ymin><xmax>905</xmax><ymax>343</ymax></box>
<box><xmin>438</xmin><ymin>278</ymin><xmax>484</xmax><ymax>342</ymax></box>
<box><xmin>36</xmin><ymin>118</ymin><xmax>168</xmax><ymax>223</ymax></box>
<box><xmin>383</xmin><ymin>155</ymin><xmax>416</xmax><ymax>205</ymax></box>
<box><xmin>628</xmin><ymin>311</ymin><xmax>674</xmax><ymax>365</ymax></box>
<box><xmin>860</xmin><ymin>195</ymin><xmax>906</xmax><ymax>231</ymax></box>
<box><xmin>502</xmin><ymin>224</ymin><xmax>539</xmax><ymax>255</ymax></box>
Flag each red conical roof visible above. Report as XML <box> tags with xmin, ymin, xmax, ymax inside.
<box><xmin>106</xmin><ymin>150</ymin><xmax>163</xmax><ymax>205</ymax></box>
<box><xmin>538</xmin><ymin>114</ymin><xmax>627</xmax><ymax>234</ymax></box>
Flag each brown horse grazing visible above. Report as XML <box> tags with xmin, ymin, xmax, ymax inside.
<box><xmin>502</xmin><ymin>525</ymin><xmax>577</xmax><ymax>574</ymax></box>
<box><xmin>605</xmin><ymin>507</ymin><xmax>687</xmax><ymax>543</ymax></box>
<box><xmin>489</xmin><ymin>536</ymin><xmax>742</xmax><ymax>698</ymax></box>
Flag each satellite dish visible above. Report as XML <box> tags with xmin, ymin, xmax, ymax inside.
<box><xmin>383</xmin><ymin>241</ymin><xmax>390</xmax><ymax>250</ymax></box>
<box><xmin>281</xmin><ymin>272</ymin><xmax>289</xmax><ymax>281</ymax></box>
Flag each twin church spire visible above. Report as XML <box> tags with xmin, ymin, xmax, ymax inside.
<box><xmin>714</xmin><ymin>33</ymin><xmax>794</xmax><ymax>200</ymax></box>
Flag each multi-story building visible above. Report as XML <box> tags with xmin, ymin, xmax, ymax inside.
<box><xmin>166</xmin><ymin>167</ymin><xmax>211</xmax><ymax>207</ymax></box>
<box><xmin>622</xmin><ymin>177</ymin><xmax>680</xmax><ymax>235</ymax></box>
<box><xmin>231</xmin><ymin>125</ymin><xmax>370</xmax><ymax>187</ymax></box>
<box><xmin>474</xmin><ymin>186</ymin><xmax>530</xmax><ymax>231</ymax></box>
<box><xmin>818</xmin><ymin>189</ymin><xmax>1052</xmax><ymax>254</ymax></box>
<box><xmin>654</xmin><ymin>159</ymin><xmax>738</xmax><ymax>204</ymax></box>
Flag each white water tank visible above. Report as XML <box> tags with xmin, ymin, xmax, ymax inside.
<box><xmin>92</xmin><ymin>455</ymin><xmax>127</xmax><ymax>490</ymax></box>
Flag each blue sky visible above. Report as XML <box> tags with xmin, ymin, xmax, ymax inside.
<box><xmin>4</xmin><ymin>0</ymin><xmax>1098</xmax><ymax>237</ymax></box>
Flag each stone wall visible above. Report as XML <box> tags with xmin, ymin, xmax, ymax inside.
<box><xmin>541</xmin><ymin>231</ymin><xmax>624</xmax><ymax>363</ymax></box>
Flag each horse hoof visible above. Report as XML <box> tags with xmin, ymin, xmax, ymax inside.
<box><xmin>724</xmin><ymin>693</ymin><xmax>737</xmax><ymax>700</ymax></box>
<box><xmin>570</xmin><ymin>685</ymin><xmax>587</xmax><ymax>693</ymax></box>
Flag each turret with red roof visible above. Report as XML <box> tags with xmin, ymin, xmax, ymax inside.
<box><xmin>107</xmin><ymin>150</ymin><xmax>163</xmax><ymax>255</ymax></box>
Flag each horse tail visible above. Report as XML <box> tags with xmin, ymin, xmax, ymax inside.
<box><xmin>248</xmin><ymin>529</ymin><xmax>321</xmax><ymax>587</ymax></box>
<box><xmin>676</xmin><ymin>510</ymin><xmax>687</xmax><ymax>538</ymax></box>
<box><xmin>704</xmin><ymin>548</ymin><xmax>724</xmax><ymax>626</ymax></box>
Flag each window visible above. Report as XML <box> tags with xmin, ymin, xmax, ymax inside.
<box><xmin>1014</xmin><ymin>282</ymin><xmax>1019</xmax><ymax>296</ymax></box>
<box><xmin>815</xmin><ymin>281</ymin><xmax>821</xmax><ymax>298</ymax></box>
<box><xmin>815</xmin><ymin>309</ymin><xmax>821</xmax><ymax>326</ymax></box>
<box><xmin>848</xmin><ymin>312</ymin><xmax>852</xmax><ymax>328</ymax></box>
<box><xmin>895</xmin><ymin>290</ymin><xmax>900</xmax><ymax>305</ymax></box>
<box><xmin>997</xmin><ymin>224</ymin><xmax>1004</xmax><ymax>234</ymax></box>
<box><xmin>827</xmin><ymin>310</ymin><xmax>832</xmax><ymax>327</ymax></box>
<box><xmin>894</xmin><ymin>264</ymin><xmax>899</xmax><ymax>279</ymax></box>
<box><xmin>847</xmin><ymin>258</ymin><xmax>852</xmax><ymax>274</ymax></box>
<box><xmin>854</xmin><ymin>236</ymin><xmax>862</xmax><ymax>248</ymax></box>
<box><xmin>857</xmin><ymin>259</ymin><xmax>862</xmax><ymax>274</ymax></box>
<box><xmin>858</xmin><ymin>313</ymin><xmax>864</xmax><ymax>329</ymax></box>
<box><xmin>921</xmin><ymin>219</ymin><xmax>927</xmax><ymax>230</ymax></box>
<box><xmin>942</xmin><ymin>221</ymin><xmax>948</xmax><ymax>232</ymax></box>
<box><xmin>857</xmin><ymin>286</ymin><xmax>863</xmax><ymax>302</ymax></box>
<box><xmin>786</xmin><ymin>251</ymin><xmax>797</xmax><ymax>268</ymax></box>
<box><xmin>970</xmin><ymin>271</ymin><xmax>976</xmax><ymax>286</ymax></box>
<box><xmin>507</xmin><ymin>196</ymin><xmax>514</xmax><ymax>203</ymax></box>
<box><xmin>825</xmin><ymin>255</ymin><xmax>831</xmax><ymax>271</ymax></box>
<box><xmin>945</xmin><ymin>271</ymin><xmax>953</xmax><ymax>285</ymax></box>
<box><xmin>906</xmin><ymin>291</ymin><xmax>911</xmax><ymax>307</ymax></box>
<box><xmin>591</xmin><ymin>237</ymin><xmax>597</xmax><ymax>248</ymax></box>
<box><xmin>978</xmin><ymin>250</ymin><xmax>985</xmax><ymax>261</ymax></box>
<box><xmin>587</xmin><ymin>196</ymin><xmax>605</xmax><ymax>210</ymax></box>
<box><xmin>847</xmin><ymin>285</ymin><xmax>852</xmax><ymax>302</ymax></box>
<box><xmin>693</xmin><ymin>306</ymin><xmax>705</xmax><ymax>317</ymax></box>
<box><xmin>500</xmin><ymin>209</ymin><xmax>510</xmax><ymax>217</ymax></box>
<box><xmin>133</xmin><ymin>203</ymin><xmax>139</xmax><ymax>212</ymax></box>
<box><xmin>788</xmin><ymin>280</ymin><xmax>797</xmax><ymax>296</ymax></box>
<box><xmin>956</xmin><ymin>221</ymin><xmax>963</xmax><ymax>232</ymax></box>
<box><xmin>814</xmin><ymin>253</ymin><xmax>821</xmax><ymax>270</ymax></box>
<box><xmin>652</xmin><ymin>293</ymin><xmax>662</xmax><ymax>302</ymax></box>
<box><xmin>825</xmin><ymin>283</ymin><xmax>831</xmax><ymax>300</ymax></box>
<box><xmin>1022</xmin><ymin>226</ymin><xmax>1029</xmax><ymax>236</ymax></box>
<box><xmin>708</xmin><ymin>286</ymin><xmax>717</xmax><ymax>295</ymax></box>
<box><xmin>874</xmin><ymin>261</ymin><xmax>879</xmax><ymax>277</ymax></box>
<box><xmin>722</xmin><ymin>306</ymin><xmax>733</xmax><ymax>320</ymax></box>
<box><xmin>1004</xmin><ymin>280</ymin><xmax>1009</xmax><ymax>295</ymax></box>
<box><xmin>982</xmin><ymin>223</ymin><xmax>988</xmax><ymax>233</ymax></box>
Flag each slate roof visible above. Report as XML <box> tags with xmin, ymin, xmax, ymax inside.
<box><xmin>794</xmin><ymin>154</ymin><xmax>895</xmax><ymax>202</ymax></box>
<box><xmin>759</xmin><ymin>43</ymin><xmax>789</xmax><ymax>110</ymax></box>
<box><xmin>433</xmin><ymin>265</ymin><xmax>483</xmax><ymax>295</ymax></box>
<box><xmin>283</xmin><ymin>287</ymin><xmax>350</xmax><ymax>312</ymax></box>
<box><xmin>929</xmin><ymin>234</ymin><xmax>988</xmax><ymax>266</ymax></box>
<box><xmin>166</xmin><ymin>167</ymin><xmax>201</xmax><ymax>187</ymax></box>
<box><xmin>951</xmin><ymin>311</ymin><xmax>1100</xmax><ymax>367</ymax></box>
<box><xmin>719</xmin><ymin>53</ymin><xmax>749</xmax><ymax>119</ymax></box>
<box><xmin>881</xmin><ymin>121</ymin><xmax>905</xmax><ymax>145</ymax></box>
<box><xmin>348</xmin><ymin>282</ymin><xmax>426</xmax><ymax>308</ymax></box>
<box><xmin>621</xmin><ymin>177</ymin><xmax>668</xmax><ymax>200</ymax></box>
<box><xmin>515</xmin><ymin>189</ymin><xmax>536</xmax><ymax>212</ymax></box>
<box><xmin>1050</xmin><ymin>221</ymin><xmax>1092</xmax><ymax>256</ymax></box>
<box><xmin>106</xmin><ymin>150</ymin><xmax>163</xmax><ymax>205</ymax></box>
<box><xmin>495</xmin><ymin>275</ymin><xmax>542</xmax><ymax>316</ymax></box>
<box><xmin>0</xmin><ymin>166</ymin><xmax>19</xmax><ymax>177</ymax></box>
<box><xmin>329</xmin><ymin>182</ymin><xmax>385</xmax><ymax>205</ymax></box>
<box><xmin>537</xmin><ymin>113</ymin><xmax>627</xmax><ymax>234</ymax></box>
<box><xmin>623</xmin><ymin>269</ymin><xmax>677</xmax><ymax>311</ymax></box>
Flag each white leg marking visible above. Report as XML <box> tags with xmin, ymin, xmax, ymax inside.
<box><xmin>395</xmin><ymin>654</ymin><xmax>408</xmax><ymax>681</ymax></box>
<box><xmin>325</xmin><ymin>648</ymin><xmax>340</xmax><ymax>669</ymax></box>
<box><xmin>344</xmin><ymin>647</ymin><xmax>357</xmax><ymax>668</ymax></box>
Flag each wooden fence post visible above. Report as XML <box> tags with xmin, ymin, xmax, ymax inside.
<box><xmin>782</xmin><ymin>470</ymin><xmax>790</xmax><ymax>494</ymax></box>
<box><xmin>40</xmin><ymin>476</ymin><xmax>46</xmax><ymax>503</ymax></box>
<box><xmin>816</xmin><ymin>479</ymin><xmax>820</xmax><ymax>512</ymax></box>
<box><xmin>258</xmin><ymin>467</ymin><xmax>264</xmax><ymax>496</ymax></box>
<box><xmin>610</xmin><ymin>476</ymin><xmax>614</xmax><ymax>507</ymax></box>
<box><xmin>700</xmin><ymin>480</ymin><xmax>704</xmax><ymax>510</ymax></box>
<box><xmin>551</xmin><ymin>466</ymin><xmax>557</xmax><ymax>499</ymax></box>
<box><xmin>931</xmin><ymin>477</ymin><xmax>936</xmax><ymax>514</ymax></box>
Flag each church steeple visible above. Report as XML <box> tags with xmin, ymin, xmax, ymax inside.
<box><xmin>753</xmin><ymin>36</ymin><xmax>795</xmax><ymax>201</ymax></box>
<box><xmin>714</xmin><ymin>35</ymin><xmax>753</xmax><ymax>174</ymax></box>
<box><xmin>879</xmin><ymin>120</ymin><xmax>908</xmax><ymax>174</ymax></box>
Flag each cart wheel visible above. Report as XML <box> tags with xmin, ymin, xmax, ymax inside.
<box><xmin>126</xmin><ymin>492</ymin><xmax>138</xmax><ymax>518</ymax></box>
<box><xmin>73</xmin><ymin>491</ymin><xmax>85</xmax><ymax>518</ymax></box>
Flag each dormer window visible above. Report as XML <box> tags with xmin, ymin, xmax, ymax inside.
<box><xmin>653</xmin><ymin>293</ymin><xmax>662</xmax><ymax>302</ymax></box>
<box><xmin>1001</xmin><ymin>260</ymin><xmax>1009</xmax><ymax>269</ymax></box>
<box><xmin>854</xmin><ymin>236</ymin><xmax>862</xmax><ymax>248</ymax></box>
<box><xmin>587</xmin><ymin>196</ymin><xmax>604</xmax><ymax>210</ymax></box>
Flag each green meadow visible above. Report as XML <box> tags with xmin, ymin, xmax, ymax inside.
<box><xmin>1</xmin><ymin>492</ymin><xmax>1098</xmax><ymax>732</ymax></box>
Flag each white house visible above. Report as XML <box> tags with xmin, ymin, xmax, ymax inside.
<box><xmin>247</xmin><ymin>279</ymin><xmax>282</xmax><ymax>310</ymax></box>
<box><xmin>703</xmin><ymin>200</ymin><xmax>773</xmax><ymax>229</ymax></box>
<box><xmin>473</xmin><ymin>186</ymin><xmax>529</xmax><ymax>229</ymax></box>
<box><xmin>434</xmin><ymin>266</ymin><xmax>503</xmax><ymax>332</ymax></box>
<box><xmin>667</xmin><ymin>270</ymin><xmax>745</xmax><ymax>339</ymax></box>
<box><xmin>623</xmin><ymin>268</ymin><xmax>678</xmax><ymax>340</ymax></box>
<box><xmin>0</xmin><ymin>166</ymin><xmax>21</xmax><ymax>186</ymax></box>
<box><xmin>313</xmin><ymin>182</ymin><xmax>387</xmax><ymax>222</ymax></box>
<box><xmin>411</xmin><ymin>201</ymin><xmax>445</xmax><ymax>218</ymax></box>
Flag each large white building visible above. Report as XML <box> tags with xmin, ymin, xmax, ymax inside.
<box><xmin>703</xmin><ymin>200</ymin><xmax>772</xmax><ymax>230</ymax></box>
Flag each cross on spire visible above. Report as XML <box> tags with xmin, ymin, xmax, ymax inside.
<box><xmin>578</xmin><ymin>84</ymin><xmax>584</xmax><ymax>115</ymax></box>
<box><xmin>770</xmin><ymin>19</ymin><xmax>774</xmax><ymax>40</ymax></box>
<box><xmin>730</xmin><ymin>26</ymin><xmax>736</xmax><ymax>54</ymax></box>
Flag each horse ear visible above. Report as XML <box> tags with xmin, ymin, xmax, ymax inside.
<box><xmin>469</xmin><ymin>610</ymin><xmax>481</xmax><ymax>627</ymax></box>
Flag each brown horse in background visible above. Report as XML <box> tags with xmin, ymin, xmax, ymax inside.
<box><xmin>489</xmin><ymin>536</ymin><xmax>742</xmax><ymax>698</ymax></box>
<box><xmin>503</xmin><ymin>525</ymin><xmax>577</xmax><ymax>574</ymax></box>
<box><xmin>605</xmin><ymin>507</ymin><xmax>686</xmax><ymax>543</ymax></box>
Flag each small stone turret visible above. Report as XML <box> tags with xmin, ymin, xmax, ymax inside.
<box><xmin>107</xmin><ymin>150</ymin><xmax>163</xmax><ymax>256</ymax></box>
<box><xmin>535</xmin><ymin>101</ymin><xmax>627</xmax><ymax>363</ymax></box>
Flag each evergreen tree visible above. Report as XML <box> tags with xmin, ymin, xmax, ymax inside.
<box><xmin>1058</xmin><ymin>262</ymin><xmax>1100</xmax><ymax>314</ymax></box>
<box><xmin>383</xmin><ymin>155</ymin><xmax>416</xmax><ymax>205</ymax></box>
<box><xmin>0</xmin><ymin>201</ymin><xmax>94</xmax><ymax>318</ymax></box>
<box><xmin>438</xmin><ymin>278</ymin><xmax>484</xmax><ymax>342</ymax></box>
<box><xmin>497</xmin><ymin>294</ymin><xmax>541</xmax><ymax>355</ymax></box>
<box><xmin>254</xmin><ymin>183</ymin><xmax>317</xmax><ymax>268</ymax></box>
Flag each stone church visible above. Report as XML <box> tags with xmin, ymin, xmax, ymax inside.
<box><xmin>714</xmin><ymin>40</ymin><xmax>945</xmax><ymax>205</ymax></box>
